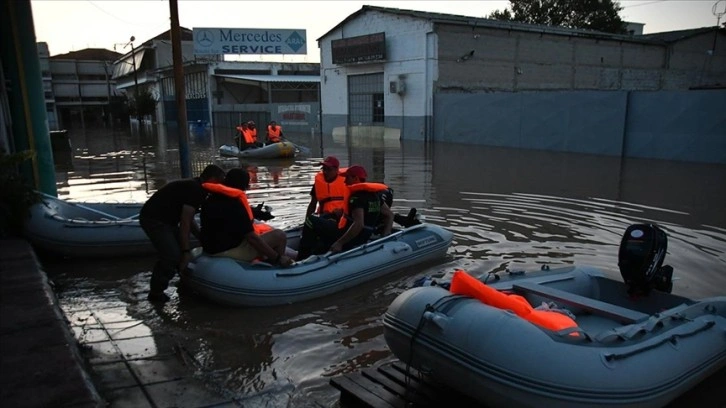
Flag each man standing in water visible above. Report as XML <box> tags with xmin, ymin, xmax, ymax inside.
<box><xmin>139</xmin><ymin>164</ymin><xmax>226</xmax><ymax>302</ymax></box>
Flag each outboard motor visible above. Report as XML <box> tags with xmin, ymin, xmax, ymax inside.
<box><xmin>618</xmin><ymin>223</ymin><xmax>673</xmax><ymax>295</ymax></box>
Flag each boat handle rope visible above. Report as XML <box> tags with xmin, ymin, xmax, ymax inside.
<box><xmin>403</xmin><ymin>295</ymin><xmax>463</xmax><ymax>390</ymax></box>
<box><xmin>60</xmin><ymin>218</ymin><xmax>138</xmax><ymax>227</ymax></box>
<box><xmin>276</xmin><ymin>225</ymin><xmax>427</xmax><ymax>276</ymax></box>
<box><xmin>595</xmin><ymin>311</ymin><xmax>689</xmax><ymax>343</ymax></box>
<box><xmin>602</xmin><ymin>320</ymin><xmax>716</xmax><ymax>362</ymax></box>
<box><xmin>40</xmin><ymin>192</ymin><xmax>125</xmax><ymax>220</ymax></box>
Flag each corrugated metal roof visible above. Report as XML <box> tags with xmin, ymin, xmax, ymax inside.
<box><xmin>112</xmin><ymin>49</ymin><xmax>146</xmax><ymax>79</ymax></box>
<box><xmin>214</xmin><ymin>74</ymin><xmax>320</xmax><ymax>83</ymax></box>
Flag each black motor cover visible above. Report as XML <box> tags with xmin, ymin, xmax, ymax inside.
<box><xmin>618</xmin><ymin>224</ymin><xmax>668</xmax><ymax>295</ymax></box>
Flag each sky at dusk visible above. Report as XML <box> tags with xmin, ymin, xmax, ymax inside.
<box><xmin>31</xmin><ymin>0</ymin><xmax>725</xmax><ymax>60</ymax></box>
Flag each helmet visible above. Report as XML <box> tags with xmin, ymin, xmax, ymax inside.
<box><xmin>618</xmin><ymin>224</ymin><xmax>669</xmax><ymax>295</ymax></box>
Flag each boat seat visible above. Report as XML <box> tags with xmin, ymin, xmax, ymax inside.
<box><xmin>512</xmin><ymin>282</ymin><xmax>649</xmax><ymax>324</ymax></box>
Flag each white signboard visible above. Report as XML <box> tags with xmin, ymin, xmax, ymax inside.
<box><xmin>193</xmin><ymin>28</ymin><xmax>307</xmax><ymax>55</ymax></box>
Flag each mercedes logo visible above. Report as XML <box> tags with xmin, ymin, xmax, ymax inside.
<box><xmin>196</xmin><ymin>30</ymin><xmax>213</xmax><ymax>47</ymax></box>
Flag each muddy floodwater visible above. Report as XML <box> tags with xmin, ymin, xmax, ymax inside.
<box><xmin>42</xmin><ymin>126</ymin><xmax>726</xmax><ymax>406</ymax></box>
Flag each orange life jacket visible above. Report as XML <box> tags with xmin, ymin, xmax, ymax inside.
<box><xmin>202</xmin><ymin>182</ymin><xmax>273</xmax><ymax>235</ymax></box>
<box><xmin>337</xmin><ymin>182</ymin><xmax>390</xmax><ymax>229</ymax></box>
<box><xmin>267</xmin><ymin>125</ymin><xmax>282</xmax><ymax>143</ymax></box>
<box><xmin>313</xmin><ymin>172</ymin><xmax>347</xmax><ymax>215</ymax></box>
<box><xmin>241</xmin><ymin>128</ymin><xmax>257</xmax><ymax>144</ymax></box>
<box><xmin>449</xmin><ymin>270</ymin><xmax>580</xmax><ymax>334</ymax></box>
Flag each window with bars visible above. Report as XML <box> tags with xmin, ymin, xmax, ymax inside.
<box><xmin>348</xmin><ymin>73</ymin><xmax>384</xmax><ymax>125</ymax></box>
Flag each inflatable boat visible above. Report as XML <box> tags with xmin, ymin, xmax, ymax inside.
<box><xmin>184</xmin><ymin>223</ymin><xmax>454</xmax><ymax>307</ymax></box>
<box><xmin>24</xmin><ymin>193</ymin><xmax>151</xmax><ymax>258</ymax></box>
<box><xmin>383</xmin><ymin>224</ymin><xmax>726</xmax><ymax>408</ymax></box>
<box><xmin>219</xmin><ymin>142</ymin><xmax>298</xmax><ymax>159</ymax></box>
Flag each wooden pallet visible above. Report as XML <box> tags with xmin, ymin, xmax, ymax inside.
<box><xmin>330</xmin><ymin>361</ymin><xmax>481</xmax><ymax>408</ymax></box>
<box><xmin>331</xmin><ymin>361</ymin><xmax>726</xmax><ymax>408</ymax></box>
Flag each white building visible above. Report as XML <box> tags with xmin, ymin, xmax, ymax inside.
<box><xmin>316</xmin><ymin>6</ymin><xmax>726</xmax><ymax>163</ymax></box>
<box><xmin>48</xmin><ymin>47</ymin><xmax>122</xmax><ymax>128</ymax></box>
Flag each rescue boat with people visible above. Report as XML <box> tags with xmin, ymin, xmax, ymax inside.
<box><xmin>23</xmin><ymin>192</ymin><xmax>151</xmax><ymax>258</ymax></box>
<box><xmin>184</xmin><ymin>221</ymin><xmax>454</xmax><ymax>307</ymax></box>
<box><xmin>219</xmin><ymin>142</ymin><xmax>301</xmax><ymax>159</ymax></box>
<box><xmin>383</xmin><ymin>224</ymin><xmax>726</xmax><ymax>408</ymax></box>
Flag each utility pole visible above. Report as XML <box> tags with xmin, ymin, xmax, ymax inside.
<box><xmin>129</xmin><ymin>37</ymin><xmax>141</xmax><ymax>129</ymax></box>
<box><xmin>169</xmin><ymin>0</ymin><xmax>191</xmax><ymax>178</ymax></box>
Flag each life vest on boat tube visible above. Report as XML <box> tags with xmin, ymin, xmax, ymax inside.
<box><xmin>450</xmin><ymin>270</ymin><xmax>579</xmax><ymax>333</ymax></box>
<box><xmin>202</xmin><ymin>183</ymin><xmax>273</xmax><ymax>235</ymax></box>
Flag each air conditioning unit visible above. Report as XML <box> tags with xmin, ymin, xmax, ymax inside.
<box><xmin>389</xmin><ymin>79</ymin><xmax>405</xmax><ymax>95</ymax></box>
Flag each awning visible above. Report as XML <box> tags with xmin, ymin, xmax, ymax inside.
<box><xmin>214</xmin><ymin>74</ymin><xmax>320</xmax><ymax>85</ymax></box>
<box><xmin>115</xmin><ymin>75</ymin><xmax>153</xmax><ymax>90</ymax></box>
<box><xmin>112</xmin><ymin>49</ymin><xmax>146</xmax><ymax>79</ymax></box>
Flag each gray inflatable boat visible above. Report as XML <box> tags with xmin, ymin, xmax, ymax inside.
<box><xmin>383</xmin><ymin>224</ymin><xmax>726</xmax><ymax>408</ymax></box>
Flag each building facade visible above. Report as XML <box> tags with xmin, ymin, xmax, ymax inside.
<box><xmin>36</xmin><ymin>42</ymin><xmax>58</xmax><ymax>130</ymax></box>
<box><xmin>318</xmin><ymin>6</ymin><xmax>726</xmax><ymax>163</ymax></box>
<box><xmin>113</xmin><ymin>28</ymin><xmax>320</xmax><ymax>138</ymax></box>
<box><xmin>48</xmin><ymin>48</ymin><xmax>122</xmax><ymax>129</ymax></box>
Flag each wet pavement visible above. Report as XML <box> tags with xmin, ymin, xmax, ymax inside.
<box><xmin>0</xmin><ymin>239</ymin><xmax>238</xmax><ymax>408</ymax></box>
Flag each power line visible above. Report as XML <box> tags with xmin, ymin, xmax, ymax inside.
<box><xmin>620</xmin><ymin>1</ymin><xmax>666</xmax><ymax>10</ymax></box>
<box><xmin>84</xmin><ymin>0</ymin><xmax>167</xmax><ymax>29</ymax></box>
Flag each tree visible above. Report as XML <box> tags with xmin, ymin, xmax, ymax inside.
<box><xmin>128</xmin><ymin>89</ymin><xmax>158</xmax><ymax>118</ymax></box>
<box><xmin>488</xmin><ymin>0</ymin><xmax>627</xmax><ymax>34</ymax></box>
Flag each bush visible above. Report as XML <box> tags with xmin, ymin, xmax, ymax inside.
<box><xmin>128</xmin><ymin>89</ymin><xmax>158</xmax><ymax>118</ymax></box>
<box><xmin>0</xmin><ymin>151</ymin><xmax>41</xmax><ymax>238</ymax></box>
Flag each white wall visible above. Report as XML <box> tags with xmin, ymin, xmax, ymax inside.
<box><xmin>320</xmin><ymin>10</ymin><xmax>436</xmax><ymax>118</ymax></box>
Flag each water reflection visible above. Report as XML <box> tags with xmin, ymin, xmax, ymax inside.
<box><xmin>45</xmin><ymin>125</ymin><xmax>726</xmax><ymax>406</ymax></box>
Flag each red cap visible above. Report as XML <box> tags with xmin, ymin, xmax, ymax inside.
<box><xmin>319</xmin><ymin>156</ymin><xmax>340</xmax><ymax>168</ymax></box>
<box><xmin>343</xmin><ymin>165</ymin><xmax>367</xmax><ymax>180</ymax></box>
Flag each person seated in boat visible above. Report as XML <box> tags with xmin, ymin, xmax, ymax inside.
<box><xmin>265</xmin><ymin>121</ymin><xmax>283</xmax><ymax>144</ymax></box>
<box><xmin>234</xmin><ymin>121</ymin><xmax>262</xmax><ymax>150</ymax></box>
<box><xmin>296</xmin><ymin>156</ymin><xmax>346</xmax><ymax>259</ymax></box>
<box><xmin>246</xmin><ymin>121</ymin><xmax>262</xmax><ymax>147</ymax></box>
<box><xmin>233</xmin><ymin>122</ymin><xmax>246</xmax><ymax>149</ymax></box>
<box><xmin>200</xmin><ymin>168</ymin><xmax>294</xmax><ymax>267</ymax></box>
<box><xmin>297</xmin><ymin>164</ymin><xmax>393</xmax><ymax>260</ymax></box>
<box><xmin>304</xmin><ymin>156</ymin><xmax>347</xmax><ymax>223</ymax></box>
<box><xmin>140</xmin><ymin>164</ymin><xmax>226</xmax><ymax>303</ymax></box>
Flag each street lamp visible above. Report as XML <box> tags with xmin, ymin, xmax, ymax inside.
<box><xmin>128</xmin><ymin>36</ymin><xmax>141</xmax><ymax>127</ymax></box>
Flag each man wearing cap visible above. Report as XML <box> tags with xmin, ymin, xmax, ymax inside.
<box><xmin>305</xmin><ymin>156</ymin><xmax>347</xmax><ymax>220</ymax></box>
<box><xmin>200</xmin><ymin>168</ymin><xmax>294</xmax><ymax>267</ymax></box>
<box><xmin>297</xmin><ymin>164</ymin><xmax>393</xmax><ymax>259</ymax></box>
<box><xmin>329</xmin><ymin>165</ymin><xmax>393</xmax><ymax>254</ymax></box>
<box><xmin>297</xmin><ymin>156</ymin><xmax>347</xmax><ymax>260</ymax></box>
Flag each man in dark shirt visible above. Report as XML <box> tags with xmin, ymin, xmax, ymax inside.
<box><xmin>139</xmin><ymin>164</ymin><xmax>225</xmax><ymax>302</ymax></box>
<box><xmin>200</xmin><ymin>168</ymin><xmax>293</xmax><ymax>267</ymax></box>
<box><xmin>329</xmin><ymin>165</ymin><xmax>393</xmax><ymax>254</ymax></box>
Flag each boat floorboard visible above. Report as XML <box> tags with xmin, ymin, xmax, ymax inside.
<box><xmin>329</xmin><ymin>361</ymin><xmax>482</xmax><ymax>407</ymax></box>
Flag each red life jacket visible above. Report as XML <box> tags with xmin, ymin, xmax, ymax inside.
<box><xmin>337</xmin><ymin>182</ymin><xmax>390</xmax><ymax>229</ymax></box>
<box><xmin>202</xmin><ymin>183</ymin><xmax>273</xmax><ymax>235</ymax></box>
<box><xmin>313</xmin><ymin>172</ymin><xmax>347</xmax><ymax>215</ymax></box>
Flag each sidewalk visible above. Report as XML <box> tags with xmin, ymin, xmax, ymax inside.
<box><xmin>0</xmin><ymin>239</ymin><xmax>235</xmax><ymax>408</ymax></box>
<box><xmin>0</xmin><ymin>239</ymin><xmax>103</xmax><ymax>407</ymax></box>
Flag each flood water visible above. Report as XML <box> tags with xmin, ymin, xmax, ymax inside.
<box><xmin>43</xmin><ymin>125</ymin><xmax>726</xmax><ymax>407</ymax></box>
